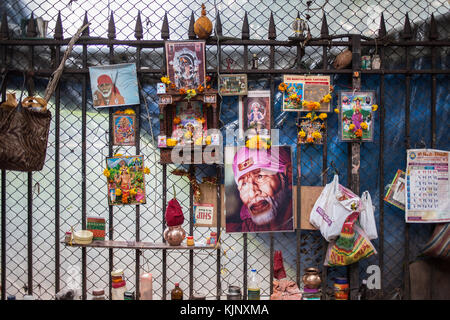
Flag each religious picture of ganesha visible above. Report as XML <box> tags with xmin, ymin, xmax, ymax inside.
<box><xmin>113</xmin><ymin>114</ymin><xmax>136</xmax><ymax>146</ymax></box>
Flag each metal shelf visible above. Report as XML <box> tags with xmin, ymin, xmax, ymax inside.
<box><xmin>63</xmin><ymin>240</ymin><xmax>218</xmax><ymax>250</ymax></box>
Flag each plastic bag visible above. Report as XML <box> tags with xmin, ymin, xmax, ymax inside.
<box><xmin>360</xmin><ymin>191</ymin><xmax>378</xmax><ymax>240</ymax></box>
<box><xmin>310</xmin><ymin>175</ymin><xmax>361</xmax><ymax>242</ymax></box>
<box><xmin>324</xmin><ymin>212</ymin><xmax>377</xmax><ymax>267</ymax></box>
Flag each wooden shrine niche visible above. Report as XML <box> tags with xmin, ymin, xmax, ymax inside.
<box><xmin>157</xmin><ymin>90</ymin><xmax>219</xmax><ymax>164</ymax></box>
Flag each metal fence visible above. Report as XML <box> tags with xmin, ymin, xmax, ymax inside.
<box><xmin>0</xmin><ymin>0</ymin><xmax>449</xmax><ymax>300</ymax></box>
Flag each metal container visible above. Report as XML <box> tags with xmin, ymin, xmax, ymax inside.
<box><xmin>226</xmin><ymin>286</ymin><xmax>242</xmax><ymax>300</ymax></box>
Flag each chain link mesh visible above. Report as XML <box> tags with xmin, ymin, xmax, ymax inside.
<box><xmin>0</xmin><ymin>0</ymin><xmax>449</xmax><ymax>300</ymax></box>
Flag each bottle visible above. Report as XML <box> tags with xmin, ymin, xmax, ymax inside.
<box><xmin>247</xmin><ymin>269</ymin><xmax>260</xmax><ymax>300</ymax></box>
<box><xmin>171</xmin><ymin>283</ymin><xmax>183</xmax><ymax>300</ymax></box>
<box><xmin>359</xmin><ymin>279</ymin><xmax>367</xmax><ymax>300</ymax></box>
<box><xmin>111</xmin><ymin>269</ymin><xmax>127</xmax><ymax>300</ymax></box>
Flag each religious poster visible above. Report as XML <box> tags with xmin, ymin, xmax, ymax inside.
<box><xmin>113</xmin><ymin>113</ymin><xmax>136</xmax><ymax>146</ymax></box>
<box><xmin>219</xmin><ymin>74</ymin><xmax>248</xmax><ymax>96</ymax></box>
<box><xmin>224</xmin><ymin>145</ymin><xmax>294</xmax><ymax>233</ymax></box>
<box><xmin>384</xmin><ymin>169</ymin><xmax>406</xmax><ymax>210</ymax></box>
<box><xmin>171</xmin><ymin>101</ymin><xmax>207</xmax><ymax>146</ymax></box>
<box><xmin>339</xmin><ymin>91</ymin><xmax>375</xmax><ymax>142</ymax></box>
<box><xmin>105</xmin><ymin>155</ymin><xmax>146</xmax><ymax>205</ymax></box>
<box><xmin>89</xmin><ymin>63</ymin><xmax>140</xmax><ymax>108</ymax></box>
<box><xmin>282</xmin><ymin>75</ymin><xmax>304</xmax><ymax>112</ymax></box>
<box><xmin>240</xmin><ymin>90</ymin><xmax>271</xmax><ymax>139</ymax></box>
<box><xmin>302</xmin><ymin>75</ymin><xmax>331</xmax><ymax>112</ymax></box>
<box><xmin>165</xmin><ymin>41</ymin><xmax>206</xmax><ymax>90</ymax></box>
<box><xmin>406</xmin><ymin>149</ymin><xmax>450</xmax><ymax>223</ymax></box>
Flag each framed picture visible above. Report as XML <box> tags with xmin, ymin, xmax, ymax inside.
<box><xmin>302</xmin><ymin>75</ymin><xmax>331</xmax><ymax>112</ymax></box>
<box><xmin>165</xmin><ymin>41</ymin><xmax>206</xmax><ymax>90</ymax></box>
<box><xmin>204</xmin><ymin>94</ymin><xmax>216</xmax><ymax>104</ymax></box>
<box><xmin>297</xmin><ymin>117</ymin><xmax>325</xmax><ymax>145</ymax></box>
<box><xmin>339</xmin><ymin>91</ymin><xmax>375</xmax><ymax>142</ymax></box>
<box><xmin>89</xmin><ymin>63</ymin><xmax>140</xmax><ymax>108</ymax></box>
<box><xmin>171</xmin><ymin>101</ymin><xmax>207</xmax><ymax>146</ymax></box>
<box><xmin>282</xmin><ymin>75</ymin><xmax>304</xmax><ymax>112</ymax></box>
<box><xmin>105</xmin><ymin>155</ymin><xmax>146</xmax><ymax>205</ymax></box>
<box><xmin>241</xmin><ymin>90</ymin><xmax>271</xmax><ymax>139</ymax></box>
<box><xmin>219</xmin><ymin>74</ymin><xmax>248</xmax><ymax>96</ymax></box>
<box><xmin>159</xmin><ymin>95</ymin><xmax>172</xmax><ymax>105</ymax></box>
<box><xmin>113</xmin><ymin>114</ymin><xmax>136</xmax><ymax>146</ymax></box>
<box><xmin>384</xmin><ymin>169</ymin><xmax>406</xmax><ymax>210</ymax></box>
<box><xmin>224</xmin><ymin>145</ymin><xmax>294</xmax><ymax>233</ymax></box>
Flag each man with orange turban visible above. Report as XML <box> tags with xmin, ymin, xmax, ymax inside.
<box><xmin>93</xmin><ymin>74</ymin><xmax>125</xmax><ymax>106</ymax></box>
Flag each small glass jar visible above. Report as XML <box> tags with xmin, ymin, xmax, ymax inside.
<box><xmin>227</xmin><ymin>286</ymin><xmax>242</xmax><ymax>300</ymax></box>
<box><xmin>124</xmin><ymin>291</ymin><xmax>135</xmax><ymax>300</ymax></box>
<box><xmin>65</xmin><ymin>231</ymin><xmax>72</xmax><ymax>244</ymax></box>
<box><xmin>210</xmin><ymin>232</ymin><xmax>217</xmax><ymax>245</ymax></box>
<box><xmin>186</xmin><ymin>236</ymin><xmax>194</xmax><ymax>246</ymax></box>
<box><xmin>91</xmin><ymin>289</ymin><xmax>105</xmax><ymax>300</ymax></box>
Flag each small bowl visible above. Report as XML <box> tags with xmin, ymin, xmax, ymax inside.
<box><xmin>73</xmin><ymin>230</ymin><xmax>93</xmax><ymax>245</ymax></box>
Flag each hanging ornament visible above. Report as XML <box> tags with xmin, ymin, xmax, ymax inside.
<box><xmin>194</xmin><ymin>3</ymin><xmax>213</xmax><ymax>39</ymax></box>
<box><xmin>292</xmin><ymin>15</ymin><xmax>307</xmax><ymax>38</ymax></box>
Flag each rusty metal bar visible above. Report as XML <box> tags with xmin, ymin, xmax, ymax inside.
<box><xmin>189</xmin><ymin>164</ymin><xmax>194</xmax><ymax>299</ymax></box>
<box><xmin>2</xmin><ymin>38</ymin><xmax>449</xmax><ymax>47</ymax></box>
<box><xmin>26</xmin><ymin>15</ymin><xmax>36</xmax><ymax>295</ymax></box>
<box><xmin>378</xmin><ymin>44</ymin><xmax>385</xmax><ymax>298</ymax></box>
<box><xmin>162</xmin><ymin>164</ymin><xmax>167</xmax><ymax>300</ymax></box>
<box><xmin>348</xmin><ymin>34</ymin><xmax>361</xmax><ymax>300</ymax></box>
<box><xmin>81</xmin><ymin>34</ymin><xmax>88</xmax><ymax>301</ymax></box>
<box><xmin>1</xmin><ymin>15</ymin><xmax>8</xmax><ymax>299</ymax></box>
<box><xmin>107</xmin><ymin>17</ymin><xmax>115</xmax><ymax>299</ymax></box>
<box><xmin>53</xmin><ymin>17</ymin><xmax>62</xmax><ymax>295</ymax></box>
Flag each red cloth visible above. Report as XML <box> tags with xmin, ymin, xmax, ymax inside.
<box><xmin>165</xmin><ymin>198</ymin><xmax>184</xmax><ymax>226</ymax></box>
<box><xmin>274</xmin><ymin>250</ymin><xmax>286</xmax><ymax>280</ymax></box>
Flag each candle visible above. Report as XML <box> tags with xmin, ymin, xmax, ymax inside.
<box><xmin>140</xmin><ymin>273</ymin><xmax>153</xmax><ymax>300</ymax></box>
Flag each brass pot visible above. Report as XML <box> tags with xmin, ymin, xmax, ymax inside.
<box><xmin>163</xmin><ymin>225</ymin><xmax>186</xmax><ymax>246</ymax></box>
<box><xmin>302</xmin><ymin>267</ymin><xmax>321</xmax><ymax>289</ymax></box>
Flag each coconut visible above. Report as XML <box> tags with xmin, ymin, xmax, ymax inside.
<box><xmin>194</xmin><ymin>4</ymin><xmax>212</xmax><ymax>39</ymax></box>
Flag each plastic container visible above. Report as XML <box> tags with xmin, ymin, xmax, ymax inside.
<box><xmin>139</xmin><ymin>273</ymin><xmax>153</xmax><ymax>300</ymax></box>
<box><xmin>73</xmin><ymin>230</ymin><xmax>93</xmax><ymax>245</ymax></box>
<box><xmin>334</xmin><ymin>277</ymin><xmax>349</xmax><ymax>300</ymax></box>
<box><xmin>91</xmin><ymin>289</ymin><xmax>105</xmax><ymax>300</ymax></box>
<box><xmin>124</xmin><ymin>291</ymin><xmax>135</xmax><ymax>300</ymax></box>
<box><xmin>186</xmin><ymin>236</ymin><xmax>194</xmax><ymax>246</ymax></box>
<box><xmin>247</xmin><ymin>269</ymin><xmax>260</xmax><ymax>300</ymax></box>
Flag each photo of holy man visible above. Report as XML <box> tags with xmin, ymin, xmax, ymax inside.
<box><xmin>225</xmin><ymin>146</ymin><xmax>294</xmax><ymax>233</ymax></box>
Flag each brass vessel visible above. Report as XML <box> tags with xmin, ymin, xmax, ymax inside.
<box><xmin>302</xmin><ymin>267</ymin><xmax>322</xmax><ymax>289</ymax></box>
<box><xmin>164</xmin><ymin>225</ymin><xmax>186</xmax><ymax>246</ymax></box>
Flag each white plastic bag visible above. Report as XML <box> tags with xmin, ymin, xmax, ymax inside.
<box><xmin>309</xmin><ymin>175</ymin><xmax>360</xmax><ymax>242</ymax></box>
<box><xmin>360</xmin><ymin>191</ymin><xmax>378</xmax><ymax>240</ymax></box>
